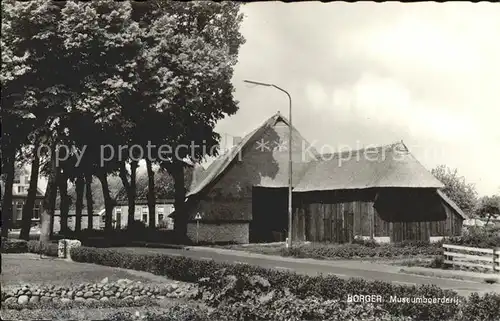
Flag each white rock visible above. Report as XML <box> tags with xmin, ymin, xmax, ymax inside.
<box><xmin>58</xmin><ymin>240</ymin><xmax>67</xmax><ymax>258</ymax></box>
<box><xmin>66</xmin><ymin>240</ymin><xmax>82</xmax><ymax>260</ymax></box>
<box><xmin>17</xmin><ymin>295</ymin><xmax>30</xmax><ymax>305</ymax></box>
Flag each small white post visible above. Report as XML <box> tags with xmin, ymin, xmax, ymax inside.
<box><xmin>195</xmin><ymin>212</ymin><xmax>202</xmax><ymax>244</ymax></box>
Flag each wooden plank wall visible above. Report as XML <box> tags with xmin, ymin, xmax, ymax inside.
<box><xmin>302</xmin><ymin>200</ymin><xmax>371</xmax><ymax>243</ymax></box>
<box><xmin>295</xmin><ymin>193</ymin><xmax>464</xmax><ymax>243</ymax></box>
<box><xmin>391</xmin><ymin>221</ymin><xmax>431</xmax><ymax>242</ymax></box>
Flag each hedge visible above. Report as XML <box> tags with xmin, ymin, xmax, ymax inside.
<box><xmin>1</xmin><ymin>238</ymin><xmax>28</xmax><ymax>253</ymax></box>
<box><xmin>67</xmin><ymin>246</ymin><xmax>492</xmax><ymax>321</ymax></box>
<box><xmin>1</xmin><ymin>238</ymin><xmax>58</xmax><ymax>257</ymax></box>
<box><xmin>446</xmin><ymin>226</ymin><xmax>500</xmax><ymax>248</ymax></box>
<box><xmin>280</xmin><ymin>242</ymin><xmax>443</xmax><ymax>259</ymax></box>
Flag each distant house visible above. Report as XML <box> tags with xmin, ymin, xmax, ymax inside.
<box><xmin>112</xmin><ymin>198</ymin><xmax>175</xmax><ymax>229</ymax></box>
<box><xmin>53</xmin><ymin>209</ymin><xmax>104</xmax><ymax>232</ymax></box>
<box><xmin>1</xmin><ymin>169</ymin><xmax>45</xmax><ymax>228</ymax></box>
<box><xmin>463</xmin><ymin>215</ymin><xmax>500</xmax><ymax>228</ymax></box>
<box><xmin>184</xmin><ymin>112</ymin><xmax>466</xmax><ymax>244</ymax></box>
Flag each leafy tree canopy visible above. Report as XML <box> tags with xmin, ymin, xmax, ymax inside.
<box><xmin>431</xmin><ymin>165</ymin><xmax>478</xmax><ymax>216</ymax></box>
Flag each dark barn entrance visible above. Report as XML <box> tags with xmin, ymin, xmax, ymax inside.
<box><xmin>250</xmin><ymin>187</ymin><xmax>288</xmax><ymax>243</ymax></box>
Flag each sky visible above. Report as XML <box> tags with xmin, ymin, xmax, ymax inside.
<box><xmin>214</xmin><ymin>2</ymin><xmax>500</xmax><ymax>197</ymax></box>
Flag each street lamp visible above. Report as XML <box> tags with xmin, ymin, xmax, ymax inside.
<box><xmin>244</xmin><ymin>79</ymin><xmax>293</xmax><ymax>249</ymax></box>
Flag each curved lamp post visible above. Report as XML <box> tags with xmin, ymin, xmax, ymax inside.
<box><xmin>244</xmin><ymin>80</ymin><xmax>293</xmax><ymax>249</ymax></box>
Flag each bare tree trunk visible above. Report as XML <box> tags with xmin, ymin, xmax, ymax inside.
<box><xmin>75</xmin><ymin>175</ymin><xmax>84</xmax><ymax>233</ymax></box>
<box><xmin>58</xmin><ymin>171</ymin><xmax>70</xmax><ymax>236</ymax></box>
<box><xmin>1</xmin><ymin>155</ymin><xmax>15</xmax><ymax>238</ymax></box>
<box><xmin>85</xmin><ymin>173</ymin><xmax>94</xmax><ymax>230</ymax></box>
<box><xmin>119</xmin><ymin>160</ymin><xmax>138</xmax><ymax>228</ymax></box>
<box><xmin>97</xmin><ymin>171</ymin><xmax>113</xmax><ymax>232</ymax></box>
<box><xmin>145</xmin><ymin>159</ymin><xmax>156</xmax><ymax>229</ymax></box>
<box><xmin>40</xmin><ymin>150</ymin><xmax>58</xmax><ymax>243</ymax></box>
<box><xmin>170</xmin><ymin>160</ymin><xmax>187</xmax><ymax>241</ymax></box>
<box><xmin>20</xmin><ymin>141</ymin><xmax>41</xmax><ymax>240</ymax></box>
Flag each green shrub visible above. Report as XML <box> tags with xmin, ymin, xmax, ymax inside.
<box><xmin>352</xmin><ymin>238</ymin><xmax>380</xmax><ymax>248</ymax></box>
<box><xmin>1</xmin><ymin>238</ymin><xmax>28</xmax><ymax>253</ymax></box>
<box><xmin>106</xmin><ymin>305</ymin><xmax>210</xmax><ymax>321</ymax></box>
<box><xmin>458</xmin><ymin>292</ymin><xmax>500</xmax><ymax>321</ymax></box>
<box><xmin>429</xmin><ymin>255</ymin><xmax>448</xmax><ymax>269</ymax></box>
<box><xmin>3</xmin><ymin>297</ymin><xmax>157</xmax><ymax>310</ymax></box>
<box><xmin>280</xmin><ymin>242</ymin><xmax>442</xmax><ymax>259</ymax></box>
<box><xmin>447</xmin><ymin>226</ymin><xmax>500</xmax><ymax>248</ymax></box>
<box><xmin>71</xmin><ymin>247</ymin><xmax>460</xmax><ymax>320</ymax></box>
<box><xmin>26</xmin><ymin>240</ymin><xmax>59</xmax><ymax>256</ymax></box>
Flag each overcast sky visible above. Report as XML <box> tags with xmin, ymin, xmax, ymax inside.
<box><xmin>214</xmin><ymin>2</ymin><xmax>500</xmax><ymax>197</ymax></box>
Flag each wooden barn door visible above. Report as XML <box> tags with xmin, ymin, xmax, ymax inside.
<box><xmin>330</xmin><ymin>206</ymin><xmax>354</xmax><ymax>244</ymax></box>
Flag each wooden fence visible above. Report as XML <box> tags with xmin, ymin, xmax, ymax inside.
<box><xmin>443</xmin><ymin>244</ymin><xmax>500</xmax><ymax>273</ymax></box>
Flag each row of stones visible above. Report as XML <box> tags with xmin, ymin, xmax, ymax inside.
<box><xmin>1</xmin><ymin>278</ymin><xmax>195</xmax><ymax>306</ymax></box>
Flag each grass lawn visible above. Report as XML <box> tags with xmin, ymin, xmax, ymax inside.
<box><xmin>1</xmin><ymin>253</ymin><xmax>155</xmax><ymax>288</ymax></box>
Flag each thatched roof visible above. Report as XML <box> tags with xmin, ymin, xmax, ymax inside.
<box><xmin>185</xmin><ymin>112</ymin><xmax>467</xmax><ymax>220</ymax></box>
<box><xmin>187</xmin><ymin>112</ymin><xmax>318</xmax><ymax>197</ymax></box>
<box><xmin>437</xmin><ymin>189</ymin><xmax>467</xmax><ymax>219</ymax></box>
<box><xmin>293</xmin><ymin>142</ymin><xmax>444</xmax><ymax>192</ymax></box>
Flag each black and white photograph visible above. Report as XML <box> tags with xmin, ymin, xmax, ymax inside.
<box><xmin>1</xmin><ymin>1</ymin><xmax>500</xmax><ymax>320</ymax></box>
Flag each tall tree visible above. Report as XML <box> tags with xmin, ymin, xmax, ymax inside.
<box><xmin>74</xmin><ymin>174</ymin><xmax>84</xmax><ymax>233</ymax></box>
<box><xmin>145</xmin><ymin>159</ymin><xmax>156</xmax><ymax>228</ymax></box>
<box><xmin>432</xmin><ymin>165</ymin><xmax>478</xmax><ymax>216</ymax></box>
<box><xmin>118</xmin><ymin>160</ymin><xmax>138</xmax><ymax>227</ymax></box>
<box><xmin>19</xmin><ymin>138</ymin><xmax>42</xmax><ymax>240</ymax></box>
<box><xmin>39</xmin><ymin>143</ymin><xmax>58</xmax><ymax>243</ymax></box>
<box><xmin>58</xmin><ymin>169</ymin><xmax>70</xmax><ymax>235</ymax></box>
<box><xmin>84</xmin><ymin>173</ymin><xmax>94</xmax><ymax>230</ymax></box>
<box><xmin>476</xmin><ymin>195</ymin><xmax>500</xmax><ymax>225</ymax></box>
<box><xmin>3</xmin><ymin>1</ymin><xmax>246</xmax><ymax>243</ymax></box>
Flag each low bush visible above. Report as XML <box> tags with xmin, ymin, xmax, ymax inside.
<box><xmin>26</xmin><ymin>240</ymin><xmax>59</xmax><ymax>256</ymax></box>
<box><xmin>62</xmin><ymin>225</ymin><xmax>188</xmax><ymax>247</ymax></box>
<box><xmin>1</xmin><ymin>304</ymin><xmax>207</xmax><ymax>321</ymax></box>
<box><xmin>3</xmin><ymin>297</ymin><xmax>157</xmax><ymax>310</ymax></box>
<box><xmin>107</xmin><ymin>306</ymin><xmax>210</xmax><ymax>321</ymax></box>
<box><xmin>428</xmin><ymin>255</ymin><xmax>448</xmax><ymax>269</ymax></box>
<box><xmin>1</xmin><ymin>238</ymin><xmax>28</xmax><ymax>253</ymax></box>
<box><xmin>280</xmin><ymin>242</ymin><xmax>443</xmax><ymax>259</ymax></box>
<box><xmin>446</xmin><ymin>226</ymin><xmax>500</xmax><ymax>248</ymax></box>
<box><xmin>72</xmin><ymin>247</ymin><xmax>500</xmax><ymax>320</ymax></box>
<box><xmin>351</xmin><ymin>237</ymin><xmax>380</xmax><ymax>248</ymax></box>
<box><xmin>458</xmin><ymin>292</ymin><xmax>500</xmax><ymax>321</ymax></box>
<box><xmin>71</xmin><ymin>247</ymin><xmax>461</xmax><ymax>320</ymax></box>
